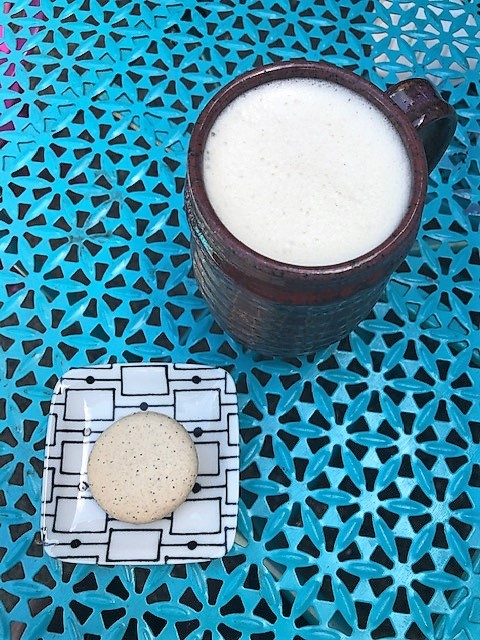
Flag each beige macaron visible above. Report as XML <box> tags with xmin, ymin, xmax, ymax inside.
<box><xmin>87</xmin><ymin>411</ymin><xmax>198</xmax><ymax>524</ymax></box>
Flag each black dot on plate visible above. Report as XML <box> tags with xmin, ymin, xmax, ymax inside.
<box><xmin>193</xmin><ymin>427</ymin><xmax>203</xmax><ymax>438</ymax></box>
<box><xmin>140</xmin><ymin>402</ymin><xmax>148</xmax><ymax>411</ymax></box>
<box><xmin>192</xmin><ymin>376</ymin><xmax>201</xmax><ymax>384</ymax></box>
<box><xmin>86</xmin><ymin>376</ymin><xmax>95</xmax><ymax>384</ymax></box>
<box><xmin>70</xmin><ymin>539</ymin><xmax>81</xmax><ymax>548</ymax></box>
<box><xmin>192</xmin><ymin>483</ymin><xmax>201</xmax><ymax>494</ymax></box>
<box><xmin>187</xmin><ymin>541</ymin><xmax>197</xmax><ymax>550</ymax></box>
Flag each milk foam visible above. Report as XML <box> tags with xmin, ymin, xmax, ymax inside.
<box><xmin>203</xmin><ymin>78</ymin><xmax>412</xmax><ymax>266</ymax></box>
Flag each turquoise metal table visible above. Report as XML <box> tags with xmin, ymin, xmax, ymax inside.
<box><xmin>0</xmin><ymin>1</ymin><xmax>479</xmax><ymax>639</ymax></box>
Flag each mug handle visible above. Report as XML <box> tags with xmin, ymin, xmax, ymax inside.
<box><xmin>385</xmin><ymin>78</ymin><xmax>457</xmax><ymax>174</ymax></box>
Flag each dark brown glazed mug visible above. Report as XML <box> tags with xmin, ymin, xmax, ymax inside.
<box><xmin>185</xmin><ymin>61</ymin><xmax>457</xmax><ymax>357</ymax></box>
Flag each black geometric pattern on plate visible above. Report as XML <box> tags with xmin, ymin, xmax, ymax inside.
<box><xmin>41</xmin><ymin>364</ymin><xmax>239</xmax><ymax>564</ymax></box>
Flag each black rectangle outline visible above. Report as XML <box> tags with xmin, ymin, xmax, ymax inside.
<box><xmin>195</xmin><ymin>441</ymin><xmax>221</xmax><ymax>476</ymax></box>
<box><xmin>169</xmin><ymin>497</ymin><xmax>222</xmax><ymax>535</ymax></box>
<box><xmin>225</xmin><ymin>468</ymin><xmax>239</xmax><ymax>506</ymax></box>
<box><xmin>43</xmin><ymin>466</ymin><xmax>55</xmax><ymax>504</ymax></box>
<box><xmin>173</xmin><ymin>388</ymin><xmax>222</xmax><ymax>422</ymax></box>
<box><xmin>63</xmin><ymin>388</ymin><xmax>115</xmax><ymax>422</ymax></box>
<box><xmin>226</xmin><ymin>411</ymin><xmax>239</xmax><ymax>447</ymax></box>
<box><xmin>60</xmin><ymin>440</ymin><xmax>88</xmax><ymax>475</ymax></box>
<box><xmin>46</xmin><ymin>412</ymin><xmax>58</xmax><ymax>447</ymax></box>
<box><xmin>106</xmin><ymin>527</ymin><xmax>162</xmax><ymax>563</ymax></box>
<box><xmin>52</xmin><ymin>496</ymin><xmax>108</xmax><ymax>534</ymax></box>
<box><xmin>120</xmin><ymin>364</ymin><xmax>170</xmax><ymax>396</ymax></box>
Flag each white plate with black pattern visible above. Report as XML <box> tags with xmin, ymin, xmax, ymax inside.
<box><xmin>41</xmin><ymin>363</ymin><xmax>239</xmax><ymax>565</ymax></box>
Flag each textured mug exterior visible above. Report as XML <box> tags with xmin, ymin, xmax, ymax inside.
<box><xmin>188</xmin><ymin>225</ymin><xmax>388</xmax><ymax>356</ymax></box>
<box><xmin>185</xmin><ymin>61</ymin><xmax>454</xmax><ymax>357</ymax></box>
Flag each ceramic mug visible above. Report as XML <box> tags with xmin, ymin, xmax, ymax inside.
<box><xmin>185</xmin><ymin>61</ymin><xmax>456</xmax><ymax>357</ymax></box>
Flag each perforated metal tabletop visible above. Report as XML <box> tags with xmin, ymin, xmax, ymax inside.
<box><xmin>0</xmin><ymin>1</ymin><xmax>479</xmax><ymax>639</ymax></box>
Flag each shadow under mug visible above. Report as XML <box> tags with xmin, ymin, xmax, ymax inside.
<box><xmin>185</xmin><ymin>61</ymin><xmax>457</xmax><ymax>357</ymax></box>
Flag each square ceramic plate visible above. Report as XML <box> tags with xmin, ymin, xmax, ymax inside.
<box><xmin>41</xmin><ymin>363</ymin><xmax>239</xmax><ymax>564</ymax></box>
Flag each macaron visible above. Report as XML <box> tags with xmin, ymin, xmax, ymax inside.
<box><xmin>87</xmin><ymin>411</ymin><xmax>198</xmax><ymax>524</ymax></box>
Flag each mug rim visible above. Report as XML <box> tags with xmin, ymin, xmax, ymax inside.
<box><xmin>187</xmin><ymin>59</ymin><xmax>427</xmax><ymax>279</ymax></box>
